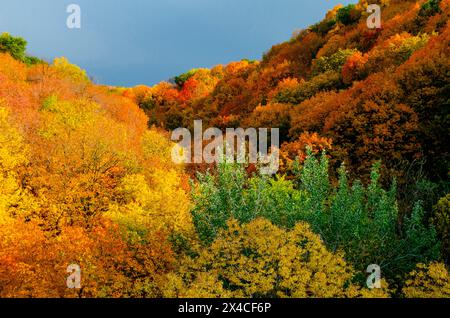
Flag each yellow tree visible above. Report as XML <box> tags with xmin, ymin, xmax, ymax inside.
<box><xmin>0</xmin><ymin>106</ymin><xmax>37</xmax><ymax>223</ymax></box>
<box><xmin>403</xmin><ymin>262</ymin><xmax>450</xmax><ymax>298</ymax></box>
<box><xmin>166</xmin><ymin>219</ymin><xmax>388</xmax><ymax>298</ymax></box>
<box><xmin>27</xmin><ymin>96</ymin><xmax>138</xmax><ymax>230</ymax></box>
<box><xmin>105</xmin><ymin>169</ymin><xmax>192</xmax><ymax>236</ymax></box>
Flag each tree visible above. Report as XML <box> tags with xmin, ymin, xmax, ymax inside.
<box><xmin>174</xmin><ymin>68</ymin><xmax>201</xmax><ymax>87</ymax></box>
<box><xmin>280</xmin><ymin>132</ymin><xmax>332</xmax><ymax>174</ymax></box>
<box><xmin>342</xmin><ymin>51</ymin><xmax>368</xmax><ymax>84</ymax></box>
<box><xmin>336</xmin><ymin>4</ymin><xmax>361</xmax><ymax>26</ymax></box>
<box><xmin>167</xmin><ymin>218</ymin><xmax>387</xmax><ymax>298</ymax></box>
<box><xmin>52</xmin><ymin>57</ymin><xmax>90</xmax><ymax>84</ymax></box>
<box><xmin>394</xmin><ymin>24</ymin><xmax>450</xmax><ymax>180</ymax></box>
<box><xmin>244</xmin><ymin>103</ymin><xmax>292</xmax><ymax>142</ymax></box>
<box><xmin>0</xmin><ymin>106</ymin><xmax>37</xmax><ymax>223</ymax></box>
<box><xmin>419</xmin><ymin>0</ymin><xmax>442</xmax><ymax>18</ymax></box>
<box><xmin>0</xmin><ymin>33</ymin><xmax>40</xmax><ymax>65</ymax></box>
<box><xmin>403</xmin><ymin>262</ymin><xmax>450</xmax><ymax>298</ymax></box>
<box><xmin>105</xmin><ymin>169</ymin><xmax>192</xmax><ymax>237</ymax></box>
<box><xmin>191</xmin><ymin>152</ymin><xmax>441</xmax><ymax>285</ymax></box>
<box><xmin>26</xmin><ymin>96</ymin><xmax>140</xmax><ymax>230</ymax></box>
<box><xmin>431</xmin><ymin>194</ymin><xmax>450</xmax><ymax>264</ymax></box>
<box><xmin>271</xmin><ymin>71</ymin><xmax>343</xmax><ymax>105</ymax></box>
<box><xmin>0</xmin><ymin>218</ymin><xmax>176</xmax><ymax>298</ymax></box>
<box><xmin>313</xmin><ymin>49</ymin><xmax>358</xmax><ymax>75</ymax></box>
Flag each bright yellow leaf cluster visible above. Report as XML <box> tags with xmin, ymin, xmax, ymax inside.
<box><xmin>166</xmin><ymin>218</ymin><xmax>389</xmax><ymax>298</ymax></box>
<box><xmin>403</xmin><ymin>262</ymin><xmax>450</xmax><ymax>298</ymax></box>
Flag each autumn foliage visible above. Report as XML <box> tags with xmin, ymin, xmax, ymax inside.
<box><xmin>0</xmin><ymin>0</ymin><xmax>449</xmax><ymax>298</ymax></box>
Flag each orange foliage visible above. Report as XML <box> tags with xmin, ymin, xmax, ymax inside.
<box><xmin>0</xmin><ymin>218</ymin><xmax>175</xmax><ymax>297</ymax></box>
<box><xmin>342</xmin><ymin>51</ymin><xmax>368</xmax><ymax>84</ymax></box>
<box><xmin>280</xmin><ymin>132</ymin><xmax>332</xmax><ymax>173</ymax></box>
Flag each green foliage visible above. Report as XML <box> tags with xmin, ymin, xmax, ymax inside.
<box><xmin>0</xmin><ymin>33</ymin><xmax>27</xmax><ymax>61</ymax></box>
<box><xmin>191</xmin><ymin>162</ymin><xmax>247</xmax><ymax>243</ymax></box>
<box><xmin>191</xmin><ymin>150</ymin><xmax>441</xmax><ymax>284</ymax></box>
<box><xmin>419</xmin><ymin>0</ymin><xmax>442</xmax><ymax>18</ymax></box>
<box><xmin>0</xmin><ymin>33</ymin><xmax>41</xmax><ymax>65</ymax></box>
<box><xmin>336</xmin><ymin>4</ymin><xmax>361</xmax><ymax>26</ymax></box>
<box><xmin>24</xmin><ymin>56</ymin><xmax>42</xmax><ymax>65</ymax></box>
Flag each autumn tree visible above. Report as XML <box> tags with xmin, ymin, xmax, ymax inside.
<box><xmin>403</xmin><ymin>262</ymin><xmax>450</xmax><ymax>298</ymax></box>
<box><xmin>166</xmin><ymin>218</ymin><xmax>388</xmax><ymax>298</ymax></box>
<box><xmin>0</xmin><ymin>32</ymin><xmax>40</xmax><ymax>65</ymax></box>
<box><xmin>431</xmin><ymin>194</ymin><xmax>450</xmax><ymax>264</ymax></box>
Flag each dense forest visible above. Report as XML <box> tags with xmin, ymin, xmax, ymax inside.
<box><xmin>0</xmin><ymin>0</ymin><xmax>449</xmax><ymax>297</ymax></box>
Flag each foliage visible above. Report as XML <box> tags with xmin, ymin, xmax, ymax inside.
<box><xmin>336</xmin><ymin>4</ymin><xmax>361</xmax><ymax>26</ymax></box>
<box><xmin>271</xmin><ymin>71</ymin><xmax>343</xmax><ymax>105</ymax></box>
<box><xmin>0</xmin><ymin>33</ymin><xmax>41</xmax><ymax>65</ymax></box>
<box><xmin>191</xmin><ymin>151</ymin><xmax>441</xmax><ymax>285</ymax></box>
<box><xmin>431</xmin><ymin>194</ymin><xmax>450</xmax><ymax>263</ymax></box>
<box><xmin>0</xmin><ymin>36</ymin><xmax>191</xmax><ymax>298</ymax></box>
<box><xmin>0</xmin><ymin>0</ymin><xmax>448</xmax><ymax>298</ymax></box>
<box><xmin>125</xmin><ymin>0</ymin><xmax>449</xmax><ymax>197</ymax></box>
<box><xmin>0</xmin><ymin>107</ymin><xmax>37</xmax><ymax>223</ymax></box>
<box><xmin>166</xmin><ymin>218</ymin><xmax>388</xmax><ymax>298</ymax></box>
<box><xmin>403</xmin><ymin>262</ymin><xmax>450</xmax><ymax>298</ymax></box>
<box><xmin>52</xmin><ymin>57</ymin><xmax>90</xmax><ymax>84</ymax></box>
<box><xmin>174</xmin><ymin>68</ymin><xmax>201</xmax><ymax>87</ymax></box>
<box><xmin>0</xmin><ymin>218</ymin><xmax>175</xmax><ymax>297</ymax></box>
<box><xmin>419</xmin><ymin>0</ymin><xmax>442</xmax><ymax>18</ymax></box>
<box><xmin>313</xmin><ymin>49</ymin><xmax>358</xmax><ymax>75</ymax></box>
<box><xmin>106</xmin><ymin>169</ymin><xmax>192</xmax><ymax>236</ymax></box>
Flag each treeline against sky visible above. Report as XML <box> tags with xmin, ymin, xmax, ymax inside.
<box><xmin>0</xmin><ymin>0</ymin><xmax>449</xmax><ymax>297</ymax></box>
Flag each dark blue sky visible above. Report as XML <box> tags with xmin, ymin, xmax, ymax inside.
<box><xmin>0</xmin><ymin>0</ymin><xmax>356</xmax><ymax>87</ymax></box>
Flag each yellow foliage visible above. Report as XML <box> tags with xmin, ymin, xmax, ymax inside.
<box><xmin>28</xmin><ymin>97</ymin><xmax>142</xmax><ymax>228</ymax></box>
<box><xmin>403</xmin><ymin>262</ymin><xmax>450</xmax><ymax>298</ymax></box>
<box><xmin>106</xmin><ymin>169</ymin><xmax>192</xmax><ymax>235</ymax></box>
<box><xmin>163</xmin><ymin>272</ymin><xmax>234</xmax><ymax>298</ymax></box>
<box><xmin>431</xmin><ymin>194</ymin><xmax>450</xmax><ymax>262</ymax></box>
<box><xmin>141</xmin><ymin>129</ymin><xmax>182</xmax><ymax>173</ymax></box>
<box><xmin>167</xmin><ymin>218</ymin><xmax>385</xmax><ymax>298</ymax></box>
<box><xmin>0</xmin><ymin>106</ymin><xmax>37</xmax><ymax>223</ymax></box>
<box><xmin>52</xmin><ymin>57</ymin><xmax>90</xmax><ymax>84</ymax></box>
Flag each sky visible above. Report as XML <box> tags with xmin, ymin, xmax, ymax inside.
<box><xmin>0</xmin><ymin>0</ymin><xmax>356</xmax><ymax>87</ymax></box>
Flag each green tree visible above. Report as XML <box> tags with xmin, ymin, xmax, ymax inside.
<box><xmin>0</xmin><ymin>33</ymin><xmax>41</xmax><ymax>65</ymax></box>
<box><xmin>191</xmin><ymin>150</ymin><xmax>441</xmax><ymax>285</ymax></box>
<box><xmin>336</xmin><ymin>4</ymin><xmax>361</xmax><ymax>26</ymax></box>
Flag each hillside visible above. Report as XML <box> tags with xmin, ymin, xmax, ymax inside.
<box><xmin>125</xmin><ymin>0</ymin><xmax>448</xmax><ymax>184</ymax></box>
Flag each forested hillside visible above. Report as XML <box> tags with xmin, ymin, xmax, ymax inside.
<box><xmin>0</xmin><ymin>0</ymin><xmax>449</xmax><ymax>297</ymax></box>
